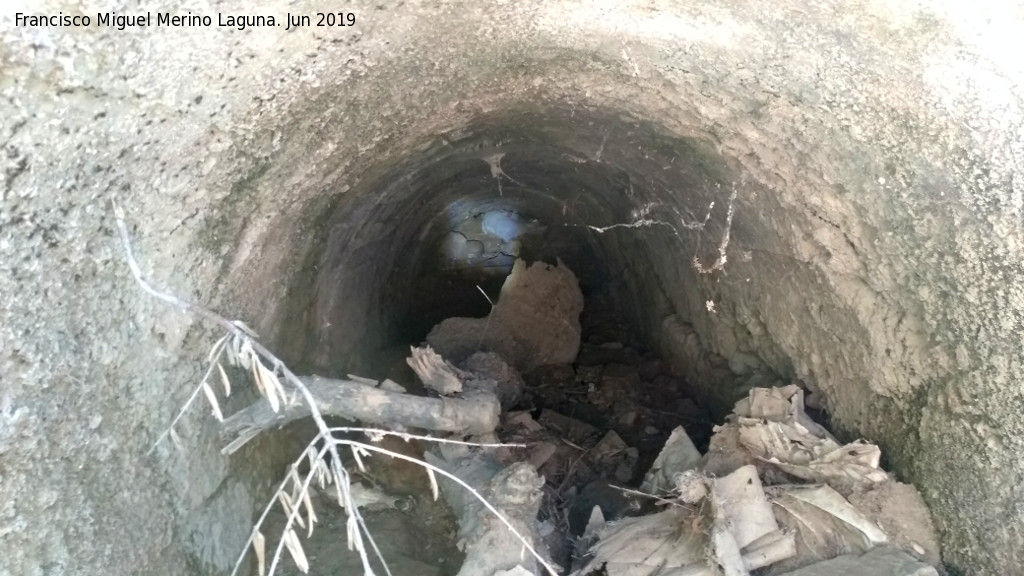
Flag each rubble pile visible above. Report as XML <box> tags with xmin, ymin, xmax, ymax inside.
<box><xmin>572</xmin><ymin>384</ymin><xmax>942</xmax><ymax>576</ymax></box>
<box><xmin>266</xmin><ymin>259</ymin><xmax>943</xmax><ymax>576</ymax></box>
<box><xmin>436</xmin><ymin>261</ymin><xmax>942</xmax><ymax>576</ymax></box>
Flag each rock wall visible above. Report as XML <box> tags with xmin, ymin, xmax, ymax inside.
<box><xmin>1</xmin><ymin>1</ymin><xmax>1021</xmax><ymax>575</ymax></box>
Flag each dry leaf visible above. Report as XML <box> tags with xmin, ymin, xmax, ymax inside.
<box><xmin>285</xmin><ymin>529</ymin><xmax>309</xmax><ymax>570</ymax></box>
<box><xmin>201</xmin><ymin>381</ymin><xmax>224</xmax><ymax>421</ymax></box>
<box><xmin>251</xmin><ymin>359</ymin><xmax>266</xmax><ymax>396</ymax></box>
<box><xmin>208</xmin><ymin>334</ymin><xmax>229</xmax><ymax>363</ymax></box>
<box><xmin>217</xmin><ymin>363</ymin><xmax>231</xmax><ymax>397</ymax></box>
<box><xmin>346</xmin><ymin>513</ymin><xmax>359</xmax><ymax>552</ymax></box>
<box><xmin>284</xmin><ymin>529</ymin><xmax>308</xmax><ymax>571</ymax></box>
<box><xmin>253</xmin><ymin>361</ymin><xmax>281</xmax><ymax>413</ymax></box>
<box><xmin>277</xmin><ymin>490</ymin><xmax>294</xmax><ymax>515</ymax></box>
<box><xmin>238</xmin><ymin>339</ymin><xmax>254</xmax><ymax>370</ymax></box>
<box><xmin>225</xmin><ymin>334</ymin><xmax>243</xmax><ymax>367</ymax></box>
<box><xmin>289</xmin><ymin>466</ymin><xmax>301</xmax><ymax>484</ymax></box>
<box><xmin>253</xmin><ymin>531</ymin><xmax>266</xmax><ymax>576</ymax></box>
<box><xmin>302</xmin><ymin>487</ymin><xmax>318</xmax><ymax>538</ymax></box>
<box><xmin>169</xmin><ymin>427</ymin><xmax>183</xmax><ymax>451</ymax></box>
<box><xmin>427</xmin><ymin>468</ymin><xmax>439</xmax><ymax>501</ymax></box>
<box><xmin>313</xmin><ymin>459</ymin><xmax>329</xmax><ymax>489</ymax></box>
<box><xmin>278</xmin><ymin>491</ymin><xmax>306</xmax><ymax>529</ymax></box>
<box><xmin>258</xmin><ymin>362</ymin><xmax>284</xmax><ymax>413</ymax></box>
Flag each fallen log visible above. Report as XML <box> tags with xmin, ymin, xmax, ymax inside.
<box><xmin>221</xmin><ymin>375</ymin><xmax>501</xmax><ymax>453</ymax></box>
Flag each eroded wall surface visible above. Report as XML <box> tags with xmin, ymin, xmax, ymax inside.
<box><xmin>1</xmin><ymin>1</ymin><xmax>1022</xmax><ymax>575</ymax></box>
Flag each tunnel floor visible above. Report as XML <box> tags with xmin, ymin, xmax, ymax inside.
<box><xmin>263</xmin><ymin>283</ymin><xmax>718</xmax><ymax>576</ymax></box>
<box><xmin>254</xmin><ymin>255</ymin><xmax>943</xmax><ymax>575</ymax></box>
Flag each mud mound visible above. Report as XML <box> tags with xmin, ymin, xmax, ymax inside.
<box><xmin>427</xmin><ymin>259</ymin><xmax>583</xmax><ymax>371</ymax></box>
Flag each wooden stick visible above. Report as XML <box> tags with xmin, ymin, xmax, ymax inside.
<box><xmin>221</xmin><ymin>376</ymin><xmax>501</xmax><ymax>453</ymax></box>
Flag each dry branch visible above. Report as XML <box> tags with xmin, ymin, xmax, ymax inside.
<box><xmin>222</xmin><ymin>375</ymin><xmax>501</xmax><ymax>453</ymax></box>
<box><xmin>115</xmin><ymin>202</ymin><xmax>558</xmax><ymax>576</ymax></box>
<box><xmin>115</xmin><ymin>202</ymin><xmax>396</xmax><ymax>574</ymax></box>
<box><xmin>406</xmin><ymin>345</ymin><xmax>465</xmax><ymax>395</ymax></box>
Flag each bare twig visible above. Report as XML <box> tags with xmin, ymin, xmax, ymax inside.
<box><xmin>114</xmin><ymin>202</ymin><xmax>382</xmax><ymax>575</ymax></box>
<box><xmin>147</xmin><ymin>335</ymin><xmax>228</xmax><ymax>454</ymax></box>
<box><xmin>233</xmin><ymin>428</ymin><xmax>542</xmax><ymax>576</ymax></box>
<box><xmin>115</xmin><ymin>203</ymin><xmax>552</xmax><ymax>576</ymax></box>
<box><xmin>476</xmin><ymin>284</ymin><xmax>496</xmax><ymax>350</ymax></box>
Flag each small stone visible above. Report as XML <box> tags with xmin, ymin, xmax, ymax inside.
<box><xmin>505</xmin><ymin>410</ymin><xmax>543</xmax><ymax>432</ymax></box>
<box><xmin>644</xmin><ymin>426</ymin><xmax>659</xmax><ymax>435</ymax></box>
<box><xmin>379</xmin><ymin>378</ymin><xmax>407</xmax><ymax>393</ymax></box>
<box><xmin>527</xmin><ymin>442</ymin><xmax>558</xmax><ymax>469</ymax></box>
<box><xmin>614</xmin><ymin>463</ymin><xmax>633</xmax><ymax>483</ymax></box>
<box><xmin>463</xmin><ymin>351</ymin><xmax>524</xmax><ymax>408</ymax></box>
<box><xmin>538</xmin><ymin>410</ymin><xmax>599</xmax><ymax>444</ymax></box>
<box><xmin>592</xmin><ymin>430</ymin><xmax>628</xmax><ymax>461</ymax></box>
<box><xmin>576</xmin><ymin>365</ymin><xmax>603</xmax><ymax>384</ymax></box>
<box><xmin>638</xmin><ymin>357</ymin><xmax>664</xmax><ymax>381</ymax></box>
<box><xmin>88</xmin><ymin>415</ymin><xmax>102</xmax><ymax>430</ymax></box>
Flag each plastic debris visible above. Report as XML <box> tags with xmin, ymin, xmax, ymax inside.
<box><xmin>574</xmin><ymin>386</ymin><xmax>941</xmax><ymax>576</ymax></box>
<box><xmin>711</xmin><ymin>465</ymin><xmax>796</xmax><ymax>573</ymax></box>
<box><xmin>576</xmin><ymin>506</ymin><xmax>709</xmax><ymax>576</ymax></box>
<box><xmin>640</xmin><ymin>426</ymin><xmax>702</xmax><ymax>495</ymax></box>
<box><xmin>764</xmin><ymin>484</ymin><xmax>888</xmax><ymax>573</ymax></box>
<box><xmin>774</xmin><ymin>546</ymin><xmax>939</xmax><ymax>576</ymax></box>
<box><xmin>721</xmin><ymin>385</ymin><xmax>890</xmax><ymax>495</ymax></box>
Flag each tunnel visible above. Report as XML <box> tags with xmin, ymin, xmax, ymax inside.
<box><xmin>1</xmin><ymin>1</ymin><xmax>1022</xmax><ymax>576</ymax></box>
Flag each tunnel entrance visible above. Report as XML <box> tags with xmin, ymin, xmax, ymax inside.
<box><xmin>252</xmin><ymin>107</ymin><xmax>761</xmax><ymax>575</ymax></box>
<box><xmin>237</xmin><ymin>106</ymin><xmax>942</xmax><ymax>575</ymax></box>
<box><xmin>300</xmin><ymin>106</ymin><xmax>763</xmax><ymax>407</ymax></box>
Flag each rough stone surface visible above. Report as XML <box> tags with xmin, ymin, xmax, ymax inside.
<box><xmin>463</xmin><ymin>351</ymin><xmax>525</xmax><ymax>409</ymax></box>
<box><xmin>849</xmin><ymin>481</ymin><xmax>942</xmax><ymax>567</ymax></box>
<box><xmin>490</xmin><ymin>259</ymin><xmax>584</xmax><ymax>369</ymax></box>
<box><xmin>423</xmin><ymin>316</ymin><xmax>515</xmax><ymax>367</ymax></box>
<box><xmin>427</xmin><ymin>259</ymin><xmax>584</xmax><ymax>371</ymax></box>
<box><xmin>1</xmin><ymin>1</ymin><xmax>1022</xmax><ymax>575</ymax></box>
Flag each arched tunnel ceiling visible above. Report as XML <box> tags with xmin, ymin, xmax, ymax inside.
<box><xmin>300</xmin><ymin>107</ymin><xmax>744</xmax><ymax>376</ymax></box>
<box><xmin>1</xmin><ymin>1</ymin><xmax>1022</xmax><ymax>575</ymax></box>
